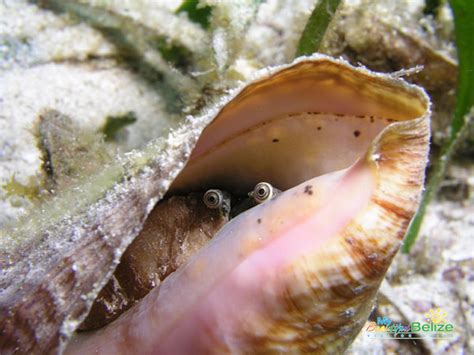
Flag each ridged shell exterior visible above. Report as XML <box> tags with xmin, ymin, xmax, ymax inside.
<box><xmin>230</xmin><ymin>117</ymin><xmax>430</xmax><ymax>353</ymax></box>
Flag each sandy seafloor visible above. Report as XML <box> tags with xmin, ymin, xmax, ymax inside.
<box><xmin>1</xmin><ymin>1</ymin><xmax>472</xmax><ymax>354</ymax></box>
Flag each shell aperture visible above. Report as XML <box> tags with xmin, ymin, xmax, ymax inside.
<box><xmin>65</xmin><ymin>56</ymin><xmax>430</xmax><ymax>354</ymax></box>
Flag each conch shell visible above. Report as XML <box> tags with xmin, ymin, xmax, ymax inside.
<box><xmin>0</xmin><ymin>54</ymin><xmax>430</xmax><ymax>354</ymax></box>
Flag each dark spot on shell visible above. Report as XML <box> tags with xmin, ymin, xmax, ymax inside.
<box><xmin>304</xmin><ymin>185</ymin><xmax>313</xmax><ymax>195</ymax></box>
<box><xmin>386</xmin><ymin>118</ymin><xmax>396</xmax><ymax>123</ymax></box>
<box><xmin>356</xmin><ymin>115</ymin><xmax>365</xmax><ymax>118</ymax></box>
<box><xmin>347</xmin><ymin>237</ymin><xmax>391</xmax><ymax>280</ymax></box>
<box><xmin>317</xmin><ymin>126</ymin><xmax>322</xmax><ymax>131</ymax></box>
<box><xmin>367</xmin><ymin>253</ymin><xmax>378</xmax><ymax>261</ymax></box>
<box><xmin>352</xmin><ymin>285</ymin><xmax>367</xmax><ymax>295</ymax></box>
<box><xmin>354</xmin><ymin>130</ymin><xmax>361</xmax><ymax>138</ymax></box>
<box><xmin>370</xmin><ymin>116</ymin><xmax>375</xmax><ymax>123</ymax></box>
<box><xmin>335</xmin><ymin>113</ymin><xmax>344</xmax><ymax>117</ymax></box>
<box><xmin>257</xmin><ymin>218</ymin><xmax>262</xmax><ymax>224</ymax></box>
<box><xmin>341</xmin><ymin>308</ymin><xmax>355</xmax><ymax>318</ymax></box>
<box><xmin>272</xmin><ymin>138</ymin><xmax>279</xmax><ymax>143</ymax></box>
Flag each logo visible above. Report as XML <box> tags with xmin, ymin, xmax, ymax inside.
<box><xmin>365</xmin><ymin>308</ymin><xmax>455</xmax><ymax>340</ymax></box>
<box><xmin>425</xmin><ymin>308</ymin><xmax>447</xmax><ymax>324</ymax></box>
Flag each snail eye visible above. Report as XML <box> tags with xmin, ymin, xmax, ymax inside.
<box><xmin>204</xmin><ymin>189</ymin><xmax>231</xmax><ymax>215</ymax></box>
<box><xmin>252</xmin><ymin>182</ymin><xmax>274</xmax><ymax>204</ymax></box>
<box><xmin>203</xmin><ymin>189</ymin><xmax>224</xmax><ymax>209</ymax></box>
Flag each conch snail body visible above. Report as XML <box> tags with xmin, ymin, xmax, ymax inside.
<box><xmin>80</xmin><ymin>192</ymin><xmax>231</xmax><ymax>330</ymax></box>
<box><xmin>0</xmin><ymin>55</ymin><xmax>430</xmax><ymax>354</ymax></box>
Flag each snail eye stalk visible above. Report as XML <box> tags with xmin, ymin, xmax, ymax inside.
<box><xmin>203</xmin><ymin>189</ymin><xmax>231</xmax><ymax>215</ymax></box>
<box><xmin>250</xmin><ymin>182</ymin><xmax>281</xmax><ymax>204</ymax></box>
